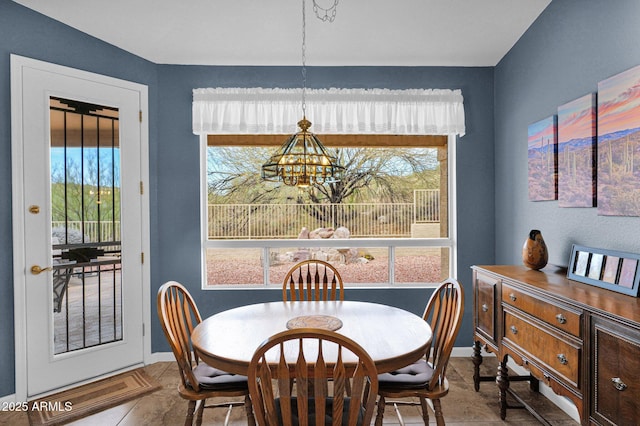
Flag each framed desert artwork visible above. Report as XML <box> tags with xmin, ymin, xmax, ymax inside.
<box><xmin>528</xmin><ymin>115</ymin><xmax>558</xmax><ymax>201</ymax></box>
<box><xmin>557</xmin><ymin>94</ymin><xmax>597</xmax><ymax>207</ymax></box>
<box><xmin>597</xmin><ymin>64</ymin><xmax>640</xmax><ymax>216</ymax></box>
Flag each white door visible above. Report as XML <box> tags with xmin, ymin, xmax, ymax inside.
<box><xmin>11</xmin><ymin>56</ymin><xmax>148</xmax><ymax>397</ymax></box>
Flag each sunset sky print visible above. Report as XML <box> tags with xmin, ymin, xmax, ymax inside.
<box><xmin>528</xmin><ymin>116</ymin><xmax>556</xmax><ymax>149</ymax></box>
<box><xmin>558</xmin><ymin>94</ymin><xmax>595</xmax><ymax>143</ymax></box>
<box><xmin>598</xmin><ymin>64</ymin><xmax>640</xmax><ymax>136</ymax></box>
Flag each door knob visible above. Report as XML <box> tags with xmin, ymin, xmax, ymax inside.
<box><xmin>31</xmin><ymin>265</ymin><xmax>53</xmax><ymax>275</ymax></box>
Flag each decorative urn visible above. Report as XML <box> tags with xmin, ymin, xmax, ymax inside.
<box><xmin>522</xmin><ymin>229</ymin><xmax>548</xmax><ymax>270</ymax></box>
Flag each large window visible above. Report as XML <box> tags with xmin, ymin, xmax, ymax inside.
<box><xmin>201</xmin><ymin>134</ymin><xmax>456</xmax><ymax>288</ymax></box>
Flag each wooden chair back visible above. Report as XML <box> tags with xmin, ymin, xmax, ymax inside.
<box><xmin>282</xmin><ymin>260</ymin><xmax>344</xmax><ymax>301</ymax></box>
<box><xmin>157</xmin><ymin>281</ymin><xmax>204</xmax><ymax>392</ymax></box>
<box><xmin>422</xmin><ymin>278</ymin><xmax>464</xmax><ymax>390</ymax></box>
<box><xmin>248</xmin><ymin>328</ymin><xmax>378</xmax><ymax>426</ymax></box>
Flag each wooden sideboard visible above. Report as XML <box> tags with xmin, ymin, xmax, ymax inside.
<box><xmin>471</xmin><ymin>265</ymin><xmax>640</xmax><ymax>426</ymax></box>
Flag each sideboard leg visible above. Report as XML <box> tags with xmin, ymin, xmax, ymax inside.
<box><xmin>472</xmin><ymin>341</ymin><xmax>483</xmax><ymax>392</ymax></box>
<box><xmin>496</xmin><ymin>355</ymin><xmax>510</xmax><ymax>420</ymax></box>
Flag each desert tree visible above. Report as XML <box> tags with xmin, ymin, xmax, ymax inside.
<box><xmin>207</xmin><ymin>145</ymin><xmax>439</xmax><ymax>205</ymax></box>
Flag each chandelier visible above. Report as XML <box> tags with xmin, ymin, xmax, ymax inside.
<box><xmin>261</xmin><ymin>0</ymin><xmax>343</xmax><ymax>188</ymax></box>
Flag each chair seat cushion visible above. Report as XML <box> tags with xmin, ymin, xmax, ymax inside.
<box><xmin>192</xmin><ymin>363</ymin><xmax>248</xmax><ymax>390</ymax></box>
<box><xmin>275</xmin><ymin>397</ymin><xmax>365</xmax><ymax>426</ymax></box>
<box><xmin>378</xmin><ymin>359</ymin><xmax>434</xmax><ymax>388</ymax></box>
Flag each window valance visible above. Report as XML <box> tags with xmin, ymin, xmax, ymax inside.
<box><xmin>192</xmin><ymin>87</ymin><xmax>465</xmax><ymax>137</ymax></box>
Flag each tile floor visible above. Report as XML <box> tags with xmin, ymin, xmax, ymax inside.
<box><xmin>0</xmin><ymin>356</ymin><xmax>579</xmax><ymax>425</ymax></box>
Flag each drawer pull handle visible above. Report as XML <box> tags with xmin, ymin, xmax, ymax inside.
<box><xmin>510</xmin><ymin>325</ymin><xmax>518</xmax><ymax>335</ymax></box>
<box><xmin>557</xmin><ymin>354</ymin><xmax>568</xmax><ymax>365</ymax></box>
<box><xmin>555</xmin><ymin>313</ymin><xmax>567</xmax><ymax>324</ymax></box>
<box><xmin>611</xmin><ymin>377</ymin><xmax>627</xmax><ymax>391</ymax></box>
<box><xmin>509</xmin><ymin>293</ymin><xmax>517</xmax><ymax>302</ymax></box>
<box><xmin>482</xmin><ymin>303</ymin><xmax>489</xmax><ymax>312</ymax></box>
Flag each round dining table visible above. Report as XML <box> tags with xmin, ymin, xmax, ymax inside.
<box><xmin>191</xmin><ymin>300</ymin><xmax>432</xmax><ymax>375</ymax></box>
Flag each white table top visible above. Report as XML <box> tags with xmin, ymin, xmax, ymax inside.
<box><xmin>192</xmin><ymin>300</ymin><xmax>432</xmax><ymax>374</ymax></box>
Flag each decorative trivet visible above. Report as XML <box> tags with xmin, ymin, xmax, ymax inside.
<box><xmin>286</xmin><ymin>315</ymin><xmax>343</xmax><ymax>331</ymax></box>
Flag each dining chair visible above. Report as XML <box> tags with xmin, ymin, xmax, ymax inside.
<box><xmin>375</xmin><ymin>278</ymin><xmax>464</xmax><ymax>426</ymax></box>
<box><xmin>282</xmin><ymin>259</ymin><xmax>344</xmax><ymax>301</ymax></box>
<box><xmin>248</xmin><ymin>328</ymin><xmax>378</xmax><ymax>426</ymax></box>
<box><xmin>157</xmin><ymin>281</ymin><xmax>255</xmax><ymax>426</ymax></box>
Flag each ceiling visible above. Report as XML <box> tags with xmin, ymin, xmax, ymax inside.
<box><xmin>14</xmin><ymin>0</ymin><xmax>551</xmax><ymax>67</ymax></box>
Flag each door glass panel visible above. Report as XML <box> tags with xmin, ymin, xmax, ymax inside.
<box><xmin>50</xmin><ymin>97</ymin><xmax>122</xmax><ymax>354</ymax></box>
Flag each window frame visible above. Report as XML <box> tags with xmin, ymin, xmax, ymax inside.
<box><xmin>200</xmin><ymin>134</ymin><xmax>457</xmax><ymax>289</ymax></box>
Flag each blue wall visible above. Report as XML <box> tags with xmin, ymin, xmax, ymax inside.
<box><xmin>153</xmin><ymin>65</ymin><xmax>495</xmax><ymax>352</ymax></box>
<box><xmin>0</xmin><ymin>0</ymin><xmax>496</xmax><ymax>397</ymax></box>
<box><xmin>0</xmin><ymin>0</ymin><xmax>158</xmax><ymax>397</ymax></box>
<box><xmin>494</xmin><ymin>0</ymin><xmax>640</xmax><ymax>265</ymax></box>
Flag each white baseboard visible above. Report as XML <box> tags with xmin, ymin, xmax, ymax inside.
<box><xmin>0</xmin><ymin>393</ymin><xmax>17</xmax><ymax>404</ymax></box>
<box><xmin>450</xmin><ymin>346</ymin><xmax>478</xmax><ymax>358</ymax></box>
<box><xmin>148</xmin><ymin>352</ymin><xmax>175</xmax><ymax>364</ymax></box>
<box><xmin>150</xmin><ymin>348</ymin><xmax>482</xmax><ymax>364</ymax></box>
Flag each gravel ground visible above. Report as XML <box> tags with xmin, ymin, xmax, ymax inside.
<box><xmin>207</xmin><ymin>255</ymin><xmax>443</xmax><ymax>285</ymax></box>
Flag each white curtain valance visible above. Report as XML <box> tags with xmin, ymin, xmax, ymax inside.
<box><xmin>192</xmin><ymin>87</ymin><xmax>465</xmax><ymax>137</ymax></box>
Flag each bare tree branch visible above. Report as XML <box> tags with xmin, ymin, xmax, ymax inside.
<box><xmin>207</xmin><ymin>146</ymin><xmax>439</xmax><ymax>208</ymax></box>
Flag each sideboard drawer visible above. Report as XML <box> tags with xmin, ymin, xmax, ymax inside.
<box><xmin>503</xmin><ymin>310</ymin><xmax>581</xmax><ymax>388</ymax></box>
<box><xmin>502</xmin><ymin>283</ymin><xmax>581</xmax><ymax>338</ymax></box>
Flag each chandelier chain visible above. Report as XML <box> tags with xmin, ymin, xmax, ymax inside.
<box><xmin>302</xmin><ymin>0</ymin><xmax>339</xmax><ymax>118</ymax></box>
<box><xmin>301</xmin><ymin>0</ymin><xmax>307</xmax><ymax>118</ymax></box>
<box><xmin>313</xmin><ymin>0</ymin><xmax>339</xmax><ymax>22</ymax></box>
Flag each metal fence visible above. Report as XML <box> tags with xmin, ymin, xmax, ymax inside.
<box><xmin>208</xmin><ymin>189</ymin><xmax>440</xmax><ymax>239</ymax></box>
<box><xmin>52</xmin><ymin>221</ymin><xmax>121</xmax><ymax>243</ymax></box>
<box><xmin>414</xmin><ymin>189</ymin><xmax>440</xmax><ymax>223</ymax></box>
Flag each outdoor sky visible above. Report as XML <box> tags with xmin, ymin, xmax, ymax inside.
<box><xmin>50</xmin><ymin>147</ymin><xmax>121</xmax><ymax>186</ymax></box>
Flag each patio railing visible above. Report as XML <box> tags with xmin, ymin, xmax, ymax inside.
<box><xmin>51</xmin><ymin>221</ymin><xmax>121</xmax><ymax>243</ymax></box>
<box><xmin>208</xmin><ymin>189</ymin><xmax>439</xmax><ymax>239</ymax></box>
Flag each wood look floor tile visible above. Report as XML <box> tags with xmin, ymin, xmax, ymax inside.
<box><xmin>0</xmin><ymin>357</ymin><xmax>580</xmax><ymax>425</ymax></box>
